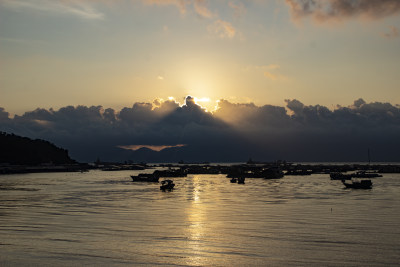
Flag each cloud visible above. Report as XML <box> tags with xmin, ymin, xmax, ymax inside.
<box><xmin>382</xmin><ymin>26</ymin><xmax>399</xmax><ymax>39</ymax></box>
<box><xmin>118</xmin><ymin>144</ymin><xmax>186</xmax><ymax>152</ymax></box>
<box><xmin>208</xmin><ymin>19</ymin><xmax>236</xmax><ymax>39</ymax></box>
<box><xmin>263</xmin><ymin>71</ymin><xmax>277</xmax><ymax>80</ymax></box>
<box><xmin>193</xmin><ymin>0</ymin><xmax>214</xmax><ymax>18</ymax></box>
<box><xmin>244</xmin><ymin>64</ymin><xmax>287</xmax><ymax>80</ymax></box>
<box><xmin>143</xmin><ymin>0</ymin><xmax>189</xmax><ymax>14</ymax></box>
<box><xmin>144</xmin><ymin>0</ymin><xmax>213</xmax><ymax>18</ymax></box>
<box><xmin>1</xmin><ymin>98</ymin><xmax>400</xmax><ymax>162</ymax></box>
<box><xmin>0</xmin><ymin>108</ymin><xmax>10</xmax><ymax>122</ymax></box>
<box><xmin>286</xmin><ymin>0</ymin><xmax>400</xmax><ymax>23</ymax></box>
<box><xmin>229</xmin><ymin>1</ymin><xmax>246</xmax><ymax>19</ymax></box>
<box><xmin>1</xmin><ymin>0</ymin><xmax>105</xmax><ymax>20</ymax></box>
<box><xmin>144</xmin><ymin>0</ymin><xmax>237</xmax><ymax>39</ymax></box>
<box><xmin>265</xmin><ymin>65</ymin><xmax>287</xmax><ymax>80</ymax></box>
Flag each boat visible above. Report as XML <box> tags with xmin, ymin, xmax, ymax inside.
<box><xmin>352</xmin><ymin>170</ymin><xmax>382</xmax><ymax>178</ymax></box>
<box><xmin>261</xmin><ymin>167</ymin><xmax>284</xmax><ymax>179</ymax></box>
<box><xmin>237</xmin><ymin>177</ymin><xmax>245</xmax><ymax>184</ymax></box>
<box><xmin>330</xmin><ymin>172</ymin><xmax>352</xmax><ymax>180</ymax></box>
<box><xmin>131</xmin><ymin>173</ymin><xmax>159</xmax><ymax>182</ymax></box>
<box><xmin>341</xmin><ymin>179</ymin><xmax>372</xmax><ymax>189</ymax></box>
<box><xmin>160</xmin><ymin>180</ymin><xmax>175</xmax><ymax>191</ymax></box>
<box><xmin>285</xmin><ymin>169</ymin><xmax>313</xmax><ymax>176</ymax></box>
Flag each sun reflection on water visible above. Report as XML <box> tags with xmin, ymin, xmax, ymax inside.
<box><xmin>185</xmin><ymin>175</ymin><xmax>208</xmax><ymax>265</ymax></box>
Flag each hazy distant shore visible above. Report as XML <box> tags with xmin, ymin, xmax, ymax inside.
<box><xmin>2</xmin><ymin>161</ymin><xmax>400</xmax><ymax>175</ymax></box>
<box><xmin>0</xmin><ymin>164</ymin><xmax>91</xmax><ymax>175</ymax></box>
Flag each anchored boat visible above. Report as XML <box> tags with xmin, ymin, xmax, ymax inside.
<box><xmin>342</xmin><ymin>179</ymin><xmax>372</xmax><ymax>189</ymax></box>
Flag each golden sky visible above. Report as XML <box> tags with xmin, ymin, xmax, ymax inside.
<box><xmin>1</xmin><ymin>0</ymin><xmax>400</xmax><ymax>115</ymax></box>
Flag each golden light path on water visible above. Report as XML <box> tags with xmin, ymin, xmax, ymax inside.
<box><xmin>186</xmin><ymin>175</ymin><xmax>206</xmax><ymax>266</ymax></box>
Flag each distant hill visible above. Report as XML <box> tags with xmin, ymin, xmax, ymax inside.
<box><xmin>0</xmin><ymin>132</ymin><xmax>76</xmax><ymax>165</ymax></box>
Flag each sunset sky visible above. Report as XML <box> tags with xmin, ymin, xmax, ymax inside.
<box><xmin>1</xmin><ymin>1</ymin><xmax>400</xmax><ymax>162</ymax></box>
<box><xmin>1</xmin><ymin>0</ymin><xmax>400</xmax><ymax>115</ymax></box>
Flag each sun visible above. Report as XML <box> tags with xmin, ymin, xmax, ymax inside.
<box><xmin>193</xmin><ymin>97</ymin><xmax>210</xmax><ymax>104</ymax></box>
<box><xmin>166</xmin><ymin>95</ymin><xmax>217</xmax><ymax>112</ymax></box>
<box><xmin>194</xmin><ymin>97</ymin><xmax>217</xmax><ymax>112</ymax></box>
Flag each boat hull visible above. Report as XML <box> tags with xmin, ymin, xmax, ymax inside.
<box><xmin>342</xmin><ymin>179</ymin><xmax>372</xmax><ymax>189</ymax></box>
<box><xmin>131</xmin><ymin>175</ymin><xmax>159</xmax><ymax>182</ymax></box>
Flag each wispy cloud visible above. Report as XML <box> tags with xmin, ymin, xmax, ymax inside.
<box><xmin>244</xmin><ymin>64</ymin><xmax>287</xmax><ymax>81</ymax></box>
<box><xmin>143</xmin><ymin>0</ymin><xmax>189</xmax><ymax>14</ymax></box>
<box><xmin>1</xmin><ymin>0</ymin><xmax>104</xmax><ymax>20</ymax></box>
<box><xmin>118</xmin><ymin>144</ymin><xmax>186</xmax><ymax>152</ymax></box>
<box><xmin>229</xmin><ymin>1</ymin><xmax>246</xmax><ymax>19</ymax></box>
<box><xmin>208</xmin><ymin>19</ymin><xmax>236</xmax><ymax>39</ymax></box>
<box><xmin>382</xmin><ymin>26</ymin><xmax>399</xmax><ymax>39</ymax></box>
<box><xmin>263</xmin><ymin>71</ymin><xmax>279</xmax><ymax>80</ymax></box>
<box><xmin>264</xmin><ymin>64</ymin><xmax>283</xmax><ymax>80</ymax></box>
<box><xmin>144</xmin><ymin>0</ymin><xmax>237</xmax><ymax>39</ymax></box>
<box><xmin>144</xmin><ymin>0</ymin><xmax>213</xmax><ymax>18</ymax></box>
<box><xmin>263</xmin><ymin>72</ymin><xmax>287</xmax><ymax>81</ymax></box>
<box><xmin>194</xmin><ymin>0</ymin><xmax>214</xmax><ymax>18</ymax></box>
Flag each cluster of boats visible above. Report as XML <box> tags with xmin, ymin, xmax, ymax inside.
<box><xmin>130</xmin><ymin>165</ymin><xmax>286</xmax><ymax>190</ymax></box>
<box><xmin>330</xmin><ymin>170</ymin><xmax>382</xmax><ymax>189</ymax></box>
<box><xmin>330</xmin><ymin>170</ymin><xmax>382</xmax><ymax>180</ymax></box>
<box><xmin>230</xmin><ymin>177</ymin><xmax>245</xmax><ymax>184</ymax></box>
<box><xmin>130</xmin><ymin>174</ymin><xmax>175</xmax><ymax>191</ymax></box>
<box><xmin>130</xmin><ymin>169</ymin><xmax>185</xmax><ymax>191</ymax></box>
<box><xmin>129</xmin><ymin>165</ymin><xmax>382</xmax><ymax>191</ymax></box>
<box><xmin>130</xmin><ymin>173</ymin><xmax>160</xmax><ymax>182</ymax></box>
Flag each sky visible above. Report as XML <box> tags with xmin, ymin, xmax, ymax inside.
<box><xmin>1</xmin><ymin>0</ymin><xmax>400</xmax><ymax>114</ymax></box>
<box><xmin>1</xmin><ymin>0</ymin><xmax>400</xmax><ymax>162</ymax></box>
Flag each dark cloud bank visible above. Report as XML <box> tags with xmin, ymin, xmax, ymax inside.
<box><xmin>286</xmin><ymin>0</ymin><xmax>400</xmax><ymax>22</ymax></box>
<box><xmin>1</xmin><ymin>96</ymin><xmax>400</xmax><ymax>163</ymax></box>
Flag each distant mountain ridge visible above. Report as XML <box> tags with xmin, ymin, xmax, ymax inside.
<box><xmin>0</xmin><ymin>132</ymin><xmax>76</xmax><ymax>165</ymax></box>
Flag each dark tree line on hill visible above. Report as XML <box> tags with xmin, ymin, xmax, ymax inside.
<box><xmin>0</xmin><ymin>132</ymin><xmax>76</xmax><ymax>165</ymax></box>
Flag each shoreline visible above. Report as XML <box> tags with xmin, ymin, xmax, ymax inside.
<box><xmin>1</xmin><ymin>162</ymin><xmax>400</xmax><ymax>175</ymax></box>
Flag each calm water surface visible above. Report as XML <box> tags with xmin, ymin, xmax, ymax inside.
<box><xmin>0</xmin><ymin>170</ymin><xmax>399</xmax><ymax>266</ymax></box>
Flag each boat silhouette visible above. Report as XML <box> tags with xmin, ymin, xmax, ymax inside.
<box><xmin>342</xmin><ymin>179</ymin><xmax>372</xmax><ymax>189</ymax></box>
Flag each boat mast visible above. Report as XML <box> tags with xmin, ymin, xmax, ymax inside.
<box><xmin>368</xmin><ymin>148</ymin><xmax>371</xmax><ymax>165</ymax></box>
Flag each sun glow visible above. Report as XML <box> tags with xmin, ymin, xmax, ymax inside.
<box><xmin>193</xmin><ymin>97</ymin><xmax>218</xmax><ymax>112</ymax></box>
<box><xmin>164</xmin><ymin>95</ymin><xmax>218</xmax><ymax>112</ymax></box>
<box><xmin>193</xmin><ymin>97</ymin><xmax>211</xmax><ymax>110</ymax></box>
<box><xmin>194</xmin><ymin>97</ymin><xmax>210</xmax><ymax>103</ymax></box>
<box><xmin>118</xmin><ymin>144</ymin><xmax>186</xmax><ymax>152</ymax></box>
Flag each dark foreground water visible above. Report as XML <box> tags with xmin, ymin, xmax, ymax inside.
<box><xmin>1</xmin><ymin>170</ymin><xmax>399</xmax><ymax>266</ymax></box>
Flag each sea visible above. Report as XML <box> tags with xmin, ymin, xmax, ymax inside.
<box><xmin>1</xmin><ymin>167</ymin><xmax>399</xmax><ymax>266</ymax></box>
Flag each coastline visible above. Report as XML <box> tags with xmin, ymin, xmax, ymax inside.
<box><xmin>0</xmin><ymin>164</ymin><xmax>91</xmax><ymax>175</ymax></box>
<box><xmin>2</xmin><ymin>161</ymin><xmax>400</xmax><ymax>175</ymax></box>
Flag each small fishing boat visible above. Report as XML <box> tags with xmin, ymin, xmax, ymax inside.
<box><xmin>160</xmin><ymin>180</ymin><xmax>175</xmax><ymax>191</ymax></box>
<box><xmin>330</xmin><ymin>172</ymin><xmax>352</xmax><ymax>180</ymax></box>
<box><xmin>131</xmin><ymin>173</ymin><xmax>159</xmax><ymax>182</ymax></box>
<box><xmin>237</xmin><ymin>177</ymin><xmax>245</xmax><ymax>184</ymax></box>
<box><xmin>352</xmin><ymin>170</ymin><xmax>382</xmax><ymax>178</ymax></box>
<box><xmin>342</xmin><ymin>179</ymin><xmax>372</xmax><ymax>189</ymax></box>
